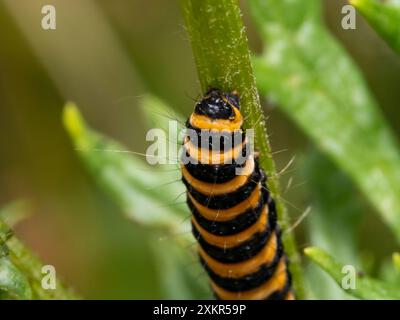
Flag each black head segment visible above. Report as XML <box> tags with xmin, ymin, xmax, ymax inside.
<box><xmin>194</xmin><ymin>89</ymin><xmax>240</xmax><ymax>120</ymax></box>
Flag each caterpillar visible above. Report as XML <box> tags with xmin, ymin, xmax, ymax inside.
<box><xmin>181</xmin><ymin>89</ymin><xmax>294</xmax><ymax>300</ymax></box>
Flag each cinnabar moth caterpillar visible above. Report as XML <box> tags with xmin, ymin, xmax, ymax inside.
<box><xmin>181</xmin><ymin>89</ymin><xmax>294</xmax><ymax>300</ymax></box>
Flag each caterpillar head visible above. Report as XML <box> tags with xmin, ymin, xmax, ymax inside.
<box><xmin>190</xmin><ymin>89</ymin><xmax>242</xmax><ymax>132</ymax></box>
<box><xmin>194</xmin><ymin>89</ymin><xmax>240</xmax><ymax>120</ymax></box>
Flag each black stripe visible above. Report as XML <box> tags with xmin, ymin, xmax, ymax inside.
<box><xmin>182</xmin><ymin>157</ymin><xmax>246</xmax><ymax>184</ymax></box>
<box><xmin>266</xmin><ymin>194</ymin><xmax>277</xmax><ymax>231</ymax></box>
<box><xmin>187</xmin><ymin>190</ymin><xmax>266</xmax><ymax>236</ymax></box>
<box><xmin>181</xmin><ymin>143</ymin><xmax>250</xmax><ymax>183</ymax></box>
<box><xmin>192</xmin><ymin>212</ymin><xmax>277</xmax><ymax>264</ymax></box>
<box><xmin>200</xmin><ymin>236</ymin><xmax>283</xmax><ymax>292</ymax></box>
<box><xmin>213</xmin><ymin>271</ymin><xmax>292</xmax><ymax>300</ymax></box>
<box><xmin>183</xmin><ymin>164</ymin><xmax>261</xmax><ymax>210</ymax></box>
<box><xmin>186</xmin><ymin>122</ymin><xmax>245</xmax><ymax>150</ymax></box>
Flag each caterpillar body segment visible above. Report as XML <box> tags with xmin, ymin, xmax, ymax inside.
<box><xmin>181</xmin><ymin>89</ymin><xmax>293</xmax><ymax>300</ymax></box>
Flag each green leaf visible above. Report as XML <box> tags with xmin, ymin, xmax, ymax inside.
<box><xmin>305</xmin><ymin>152</ymin><xmax>363</xmax><ymax>261</ymax></box>
<box><xmin>63</xmin><ymin>102</ymin><xmax>189</xmax><ymax>237</ymax></box>
<box><xmin>378</xmin><ymin>256</ymin><xmax>400</xmax><ymax>287</ymax></box>
<box><xmin>139</xmin><ymin>95</ymin><xmax>186</xmax><ymax>164</ymax></box>
<box><xmin>250</xmin><ymin>0</ymin><xmax>400</xmax><ymax>242</ymax></box>
<box><xmin>0</xmin><ymin>214</ymin><xmax>78</xmax><ymax>299</ymax></box>
<box><xmin>0</xmin><ymin>257</ymin><xmax>32</xmax><ymax>300</ymax></box>
<box><xmin>305</xmin><ymin>247</ymin><xmax>400</xmax><ymax>300</ymax></box>
<box><xmin>393</xmin><ymin>252</ymin><xmax>400</xmax><ymax>272</ymax></box>
<box><xmin>0</xmin><ymin>218</ymin><xmax>31</xmax><ymax>300</ymax></box>
<box><xmin>304</xmin><ymin>151</ymin><xmax>363</xmax><ymax>299</ymax></box>
<box><xmin>6</xmin><ymin>235</ymin><xmax>78</xmax><ymax>300</ymax></box>
<box><xmin>350</xmin><ymin>0</ymin><xmax>400</xmax><ymax>55</ymax></box>
<box><xmin>140</xmin><ymin>95</ymin><xmax>185</xmax><ymax>135</ymax></box>
<box><xmin>150</xmin><ymin>239</ymin><xmax>211</xmax><ymax>299</ymax></box>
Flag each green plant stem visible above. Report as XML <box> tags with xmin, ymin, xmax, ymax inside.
<box><xmin>180</xmin><ymin>0</ymin><xmax>304</xmax><ymax>298</ymax></box>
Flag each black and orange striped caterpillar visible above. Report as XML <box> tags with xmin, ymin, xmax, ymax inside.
<box><xmin>181</xmin><ymin>89</ymin><xmax>294</xmax><ymax>300</ymax></box>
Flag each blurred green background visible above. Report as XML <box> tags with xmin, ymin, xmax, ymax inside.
<box><xmin>0</xmin><ymin>0</ymin><xmax>399</xmax><ymax>299</ymax></box>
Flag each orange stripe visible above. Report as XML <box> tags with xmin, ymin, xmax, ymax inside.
<box><xmin>211</xmin><ymin>258</ymin><xmax>288</xmax><ymax>300</ymax></box>
<box><xmin>198</xmin><ymin>231</ymin><xmax>278</xmax><ymax>278</ymax></box>
<box><xmin>189</xmin><ymin>107</ymin><xmax>242</xmax><ymax>131</ymax></box>
<box><xmin>181</xmin><ymin>156</ymin><xmax>254</xmax><ymax>196</ymax></box>
<box><xmin>192</xmin><ymin>206</ymin><xmax>268</xmax><ymax>249</ymax></box>
<box><xmin>188</xmin><ymin>184</ymin><xmax>261</xmax><ymax>221</ymax></box>
<box><xmin>183</xmin><ymin>136</ymin><xmax>247</xmax><ymax>165</ymax></box>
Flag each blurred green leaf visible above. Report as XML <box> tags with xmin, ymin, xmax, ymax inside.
<box><xmin>140</xmin><ymin>95</ymin><xmax>186</xmax><ymax>135</ymax></box>
<box><xmin>305</xmin><ymin>151</ymin><xmax>363</xmax><ymax>261</ymax></box>
<box><xmin>0</xmin><ymin>200</ymin><xmax>31</xmax><ymax>228</ymax></box>
<box><xmin>150</xmin><ymin>239</ymin><xmax>211</xmax><ymax>299</ymax></box>
<box><xmin>63</xmin><ymin>102</ymin><xmax>189</xmax><ymax>236</ymax></box>
<box><xmin>250</xmin><ymin>0</ymin><xmax>400</xmax><ymax>242</ymax></box>
<box><xmin>0</xmin><ymin>216</ymin><xmax>31</xmax><ymax>300</ymax></box>
<box><xmin>378</xmin><ymin>255</ymin><xmax>400</xmax><ymax>287</ymax></box>
<box><xmin>139</xmin><ymin>95</ymin><xmax>186</xmax><ymax>164</ymax></box>
<box><xmin>350</xmin><ymin>0</ymin><xmax>400</xmax><ymax>55</ymax></box>
<box><xmin>129</xmin><ymin>97</ymin><xmax>211</xmax><ymax>298</ymax></box>
<box><xmin>304</xmin><ymin>151</ymin><xmax>362</xmax><ymax>299</ymax></box>
<box><xmin>0</xmin><ymin>208</ymin><xmax>78</xmax><ymax>300</ymax></box>
<box><xmin>63</xmin><ymin>102</ymin><xmax>211</xmax><ymax>299</ymax></box>
<box><xmin>0</xmin><ymin>257</ymin><xmax>32</xmax><ymax>300</ymax></box>
<box><xmin>6</xmin><ymin>235</ymin><xmax>78</xmax><ymax>300</ymax></box>
<box><xmin>393</xmin><ymin>252</ymin><xmax>400</xmax><ymax>272</ymax></box>
<box><xmin>0</xmin><ymin>216</ymin><xmax>30</xmax><ymax>300</ymax></box>
<box><xmin>305</xmin><ymin>247</ymin><xmax>400</xmax><ymax>299</ymax></box>
<box><xmin>0</xmin><ymin>219</ymin><xmax>12</xmax><ymax>248</ymax></box>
